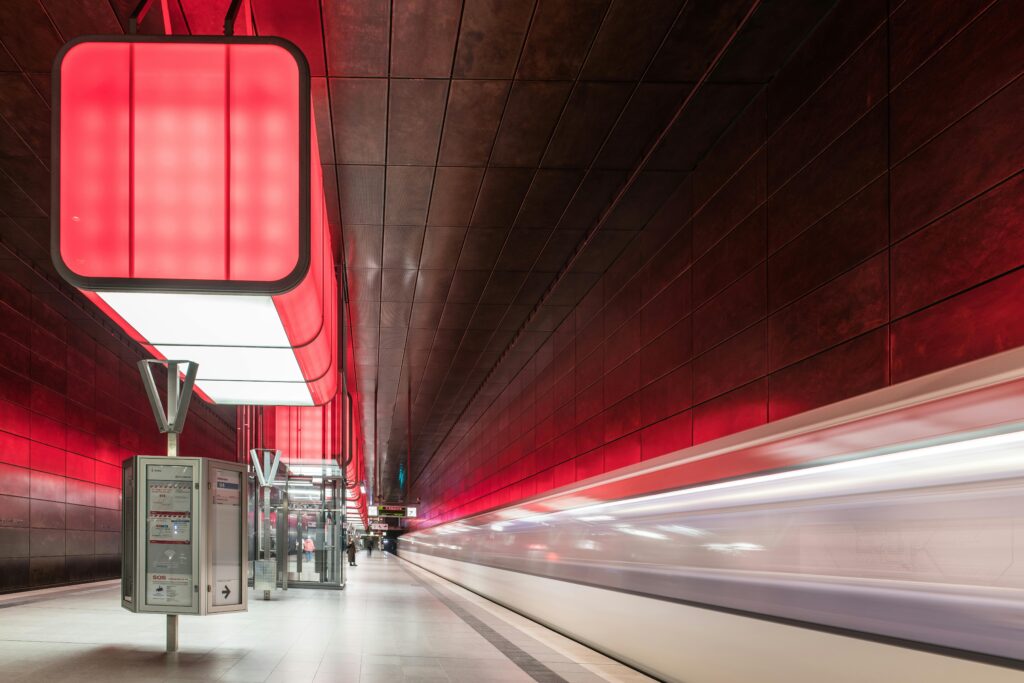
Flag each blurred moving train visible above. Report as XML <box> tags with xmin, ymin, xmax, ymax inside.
<box><xmin>399</xmin><ymin>349</ymin><xmax>1024</xmax><ymax>682</ymax></box>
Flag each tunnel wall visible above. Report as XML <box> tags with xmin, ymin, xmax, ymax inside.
<box><xmin>414</xmin><ymin>0</ymin><xmax>1024</xmax><ymax>525</ymax></box>
<box><xmin>0</xmin><ymin>266</ymin><xmax>236</xmax><ymax>593</ymax></box>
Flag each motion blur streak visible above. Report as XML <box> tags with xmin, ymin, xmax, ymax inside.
<box><xmin>401</xmin><ymin>406</ymin><xmax>1024</xmax><ymax>680</ymax></box>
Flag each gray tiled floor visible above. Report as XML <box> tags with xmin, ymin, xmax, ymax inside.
<box><xmin>0</xmin><ymin>554</ymin><xmax>653</xmax><ymax>682</ymax></box>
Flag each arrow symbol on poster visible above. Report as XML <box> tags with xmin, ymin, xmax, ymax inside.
<box><xmin>221</xmin><ymin>585</ymin><xmax>231</xmax><ymax>599</ymax></box>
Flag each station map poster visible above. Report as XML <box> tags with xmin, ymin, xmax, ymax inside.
<box><xmin>145</xmin><ymin>463</ymin><xmax>194</xmax><ymax>607</ymax></box>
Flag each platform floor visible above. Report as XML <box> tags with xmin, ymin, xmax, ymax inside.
<box><xmin>0</xmin><ymin>553</ymin><xmax>652</xmax><ymax>682</ymax></box>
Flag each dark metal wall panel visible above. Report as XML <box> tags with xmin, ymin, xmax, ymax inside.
<box><xmin>409</xmin><ymin>0</ymin><xmax>1024</xmax><ymax>527</ymax></box>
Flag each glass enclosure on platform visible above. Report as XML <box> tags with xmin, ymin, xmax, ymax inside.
<box><xmin>247</xmin><ymin>460</ymin><xmax>348</xmax><ymax>590</ymax></box>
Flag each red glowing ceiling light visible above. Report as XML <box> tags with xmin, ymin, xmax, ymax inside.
<box><xmin>53</xmin><ymin>36</ymin><xmax>336</xmax><ymax>406</ymax></box>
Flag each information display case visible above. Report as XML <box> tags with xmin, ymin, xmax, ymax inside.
<box><xmin>122</xmin><ymin>456</ymin><xmax>248</xmax><ymax>616</ymax></box>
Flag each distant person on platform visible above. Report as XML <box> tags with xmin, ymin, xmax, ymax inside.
<box><xmin>303</xmin><ymin>536</ymin><xmax>315</xmax><ymax>562</ymax></box>
<box><xmin>346</xmin><ymin>540</ymin><xmax>357</xmax><ymax>567</ymax></box>
<box><xmin>366</xmin><ymin>537</ymin><xmax>374</xmax><ymax>557</ymax></box>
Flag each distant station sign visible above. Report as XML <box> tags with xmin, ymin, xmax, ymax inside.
<box><xmin>370</xmin><ymin>522</ymin><xmax>390</xmax><ymax>531</ymax></box>
<box><xmin>367</xmin><ymin>504</ymin><xmax>417</xmax><ymax>518</ymax></box>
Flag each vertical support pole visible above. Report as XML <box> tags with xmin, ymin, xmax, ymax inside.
<box><xmin>406</xmin><ymin>380</ymin><xmax>412</xmax><ymax>502</ymax></box>
<box><xmin>166</xmin><ymin>365</ymin><xmax>178</xmax><ymax>652</ymax></box>
<box><xmin>167</xmin><ymin>614</ymin><xmax>178</xmax><ymax>653</ymax></box>
<box><xmin>248</xmin><ymin>448</ymin><xmax>280</xmax><ymax>600</ymax></box>
<box><xmin>166</xmin><ymin>430</ymin><xmax>178</xmax><ymax>651</ymax></box>
<box><xmin>341</xmin><ymin>483</ymin><xmax>346</xmax><ymax>588</ymax></box>
<box><xmin>263</xmin><ymin>484</ymin><xmax>271</xmax><ymax>601</ymax></box>
<box><xmin>166</xmin><ymin>369</ymin><xmax>178</xmax><ymax>652</ymax></box>
<box><xmin>138</xmin><ymin>359</ymin><xmax>196</xmax><ymax>655</ymax></box>
<box><xmin>281</xmin><ymin>493</ymin><xmax>288</xmax><ymax>591</ymax></box>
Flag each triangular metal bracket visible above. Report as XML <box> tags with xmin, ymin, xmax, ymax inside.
<box><xmin>138</xmin><ymin>359</ymin><xmax>198</xmax><ymax>434</ymax></box>
<box><xmin>249</xmin><ymin>448</ymin><xmax>282</xmax><ymax>487</ymax></box>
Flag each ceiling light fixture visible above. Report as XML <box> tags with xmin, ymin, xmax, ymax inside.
<box><xmin>53</xmin><ymin>36</ymin><xmax>336</xmax><ymax>406</ymax></box>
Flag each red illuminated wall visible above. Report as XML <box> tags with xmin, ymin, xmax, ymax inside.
<box><xmin>415</xmin><ymin>0</ymin><xmax>1024</xmax><ymax>525</ymax></box>
<box><xmin>262</xmin><ymin>401</ymin><xmax>341</xmax><ymax>463</ymax></box>
<box><xmin>0</xmin><ymin>266</ymin><xmax>235</xmax><ymax>593</ymax></box>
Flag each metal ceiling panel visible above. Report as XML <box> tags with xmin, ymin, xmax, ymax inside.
<box><xmin>337</xmin><ymin>165</ymin><xmax>385</xmax><ymax>224</ymax></box>
<box><xmin>568</xmin><ymin>230</ymin><xmax>636</xmax><ymax>273</ymax></box>
<box><xmin>330</xmin><ymin>78</ymin><xmax>387</xmax><ymax>165</ymax></box>
<box><xmin>556</xmin><ymin>169</ymin><xmax>627</xmax><ymax>231</ymax></box>
<box><xmin>323</xmin><ymin>0</ymin><xmax>390</xmax><ymax>77</ymax></box>
<box><xmin>388</xmin><ymin>79</ymin><xmax>449</xmax><ymax>165</ymax></box>
<box><xmin>594</xmin><ymin>83</ymin><xmax>691</xmax><ymax>170</ymax></box>
<box><xmin>348</xmin><ymin>268</ymin><xmax>382</xmax><ymax>302</ymax></box>
<box><xmin>0</xmin><ymin>0</ymin><xmax>62</xmax><ymax>71</ymax></box>
<box><xmin>490</xmin><ymin>81</ymin><xmax>572</xmax><ymax>167</ymax></box>
<box><xmin>710</xmin><ymin>0</ymin><xmax>832</xmax><ymax>84</ymax></box>
<box><xmin>541</xmin><ymin>82</ymin><xmax>633</xmax><ymax>168</ymax></box>
<box><xmin>499</xmin><ymin>304</ymin><xmax>533</xmax><ymax>331</ymax></box>
<box><xmin>351</xmin><ymin>304</ymin><xmax>381</xmax><ymax>330</ymax></box>
<box><xmin>381</xmin><ymin>269</ymin><xmax>418</xmax><ymax>303</ymax></box>
<box><xmin>604</xmin><ymin>171</ymin><xmax>689</xmax><ymax>230</ymax></box>
<box><xmin>647</xmin><ymin>83</ymin><xmax>763</xmax><ymax>172</ymax></box>
<box><xmin>0</xmin><ymin>73</ymin><xmax>49</xmax><ymax>160</ymax></box>
<box><xmin>410</xmin><ymin>301</ymin><xmax>446</xmax><ymax>329</ymax></box>
<box><xmin>322</xmin><ymin>166</ymin><xmax>343</xmax><ymax>262</ymax></box>
<box><xmin>343</xmin><ymin>224</ymin><xmax>383</xmax><ymax>270</ymax></box>
<box><xmin>447</xmin><ymin>270</ymin><xmax>490</xmax><ymax>304</ymax></box>
<box><xmin>379</xmin><ymin>326</ymin><xmax>410</xmax><ymax>350</ymax></box>
<box><xmin>382</xmin><ymin>226</ymin><xmax>425</xmax><ymax>269</ymax></box>
<box><xmin>42</xmin><ymin>0</ymin><xmax>122</xmax><ymax>39</ymax></box>
<box><xmin>438</xmin><ymin>79</ymin><xmax>510</xmax><ymax>166</ymax></box>
<box><xmin>311</xmin><ymin>79</ymin><xmax>336</xmax><ymax>164</ymax></box>
<box><xmin>513</xmin><ymin>169</ymin><xmax>585</xmax><ymax>229</ymax></box>
<box><xmin>414</xmin><ymin>269</ymin><xmax>455</xmax><ymax>303</ymax></box>
<box><xmin>457</xmin><ymin>229</ymin><xmax>508</xmax><ymax>269</ymax></box>
<box><xmin>406</xmin><ymin>328</ymin><xmax>435</xmax><ymax>351</ymax></box>
<box><xmin>495</xmin><ymin>229</ymin><xmax>548</xmax><ymax>271</ymax></box>
<box><xmin>453</xmin><ymin>0</ymin><xmax>533</xmax><ymax>79</ymax></box>
<box><xmin>433</xmin><ymin>328</ymin><xmax>465</xmax><ymax>351</ymax></box>
<box><xmin>428</xmin><ymin>167</ymin><xmax>485</xmax><ymax>226</ymax></box>
<box><xmin>481</xmin><ymin>272</ymin><xmax>530</xmax><ymax>305</ymax></box>
<box><xmin>647</xmin><ymin>0</ymin><xmax>756</xmax><ymax>82</ymax></box>
<box><xmin>0</xmin><ymin>169</ymin><xmax>43</xmax><ymax>218</ymax></box>
<box><xmin>580</xmin><ymin>0</ymin><xmax>684</xmax><ymax>80</ymax></box>
<box><xmin>380</xmin><ymin>300</ymin><xmax>413</xmax><ymax>327</ymax></box>
<box><xmin>390</xmin><ymin>0</ymin><xmax>462</xmax><ymax>78</ymax></box>
<box><xmin>421</xmin><ymin>227</ymin><xmax>468</xmax><ymax>269</ymax></box>
<box><xmin>516</xmin><ymin>0</ymin><xmax>609</xmax><ymax>80</ymax></box>
<box><xmin>470</xmin><ymin>167</ymin><xmax>535</xmax><ymax>228</ymax></box>
<box><xmin>385</xmin><ymin>165</ymin><xmax>434</xmax><ymax>225</ymax></box>
<box><xmin>469</xmin><ymin>304</ymin><xmax>507</xmax><ymax>330</ymax></box>
<box><xmin>440</xmin><ymin>302</ymin><xmax>477</xmax><ymax>330</ymax></box>
<box><xmin>514</xmin><ymin>271</ymin><xmax>558</xmax><ymax>305</ymax></box>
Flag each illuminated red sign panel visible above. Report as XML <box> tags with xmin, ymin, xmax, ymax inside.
<box><xmin>53</xmin><ymin>37</ymin><xmax>336</xmax><ymax>406</ymax></box>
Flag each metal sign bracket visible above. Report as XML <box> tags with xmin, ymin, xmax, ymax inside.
<box><xmin>249</xmin><ymin>449</ymin><xmax>282</xmax><ymax>487</ymax></box>
<box><xmin>138</xmin><ymin>359</ymin><xmax>198</xmax><ymax>437</ymax></box>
